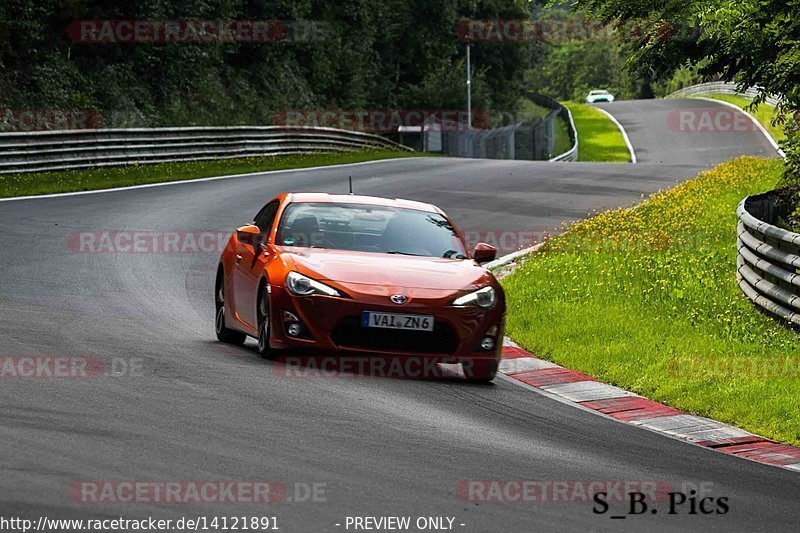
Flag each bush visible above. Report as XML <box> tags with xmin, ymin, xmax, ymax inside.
<box><xmin>781</xmin><ymin>115</ymin><xmax>800</xmax><ymax>187</ymax></box>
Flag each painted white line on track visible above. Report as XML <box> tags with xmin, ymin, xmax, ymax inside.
<box><xmin>690</xmin><ymin>96</ymin><xmax>786</xmax><ymax>158</ymax></box>
<box><xmin>0</xmin><ymin>157</ymin><xmax>427</xmax><ymax>202</ymax></box>
<box><xmin>593</xmin><ymin>106</ymin><xmax>638</xmax><ymax>164</ymax></box>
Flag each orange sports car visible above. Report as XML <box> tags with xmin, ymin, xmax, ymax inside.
<box><xmin>214</xmin><ymin>193</ymin><xmax>505</xmax><ymax>382</ymax></box>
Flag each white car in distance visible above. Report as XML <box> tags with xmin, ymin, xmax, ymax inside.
<box><xmin>586</xmin><ymin>90</ymin><xmax>615</xmax><ymax>103</ymax></box>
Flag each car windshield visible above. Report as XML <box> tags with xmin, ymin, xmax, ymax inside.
<box><xmin>590</xmin><ymin>90</ymin><xmax>609</xmax><ymax>95</ymax></box>
<box><xmin>276</xmin><ymin>202</ymin><xmax>468</xmax><ymax>259</ymax></box>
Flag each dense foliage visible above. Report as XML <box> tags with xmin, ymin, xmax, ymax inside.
<box><xmin>567</xmin><ymin>0</ymin><xmax>800</xmax><ymax>185</ymax></box>
<box><xmin>523</xmin><ymin>2</ymin><xmax>691</xmax><ymax>102</ymax></box>
<box><xmin>526</xmin><ymin>35</ymin><xmax>632</xmax><ymax>101</ymax></box>
<box><xmin>0</xmin><ymin>0</ymin><xmax>532</xmax><ymax>128</ymax></box>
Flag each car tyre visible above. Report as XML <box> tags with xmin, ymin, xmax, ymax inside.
<box><xmin>215</xmin><ymin>271</ymin><xmax>246</xmax><ymax>346</ymax></box>
<box><xmin>257</xmin><ymin>284</ymin><xmax>276</xmax><ymax>360</ymax></box>
<box><xmin>463</xmin><ymin>359</ymin><xmax>498</xmax><ymax>383</ymax></box>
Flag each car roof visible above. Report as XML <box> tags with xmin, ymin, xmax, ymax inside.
<box><xmin>590</xmin><ymin>90</ymin><xmax>610</xmax><ymax>94</ymax></box>
<box><xmin>284</xmin><ymin>193</ymin><xmax>442</xmax><ymax>214</ymax></box>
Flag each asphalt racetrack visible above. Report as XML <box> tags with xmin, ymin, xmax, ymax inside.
<box><xmin>1</xmin><ymin>98</ymin><xmax>796</xmax><ymax>532</ymax></box>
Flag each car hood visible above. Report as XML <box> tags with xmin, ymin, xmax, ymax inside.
<box><xmin>281</xmin><ymin>248</ymin><xmax>494</xmax><ymax>291</ymax></box>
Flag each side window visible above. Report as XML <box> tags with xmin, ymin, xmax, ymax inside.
<box><xmin>253</xmin><ymin>201</ymin><xmax>280</xmax><ymax>239</ymax></box>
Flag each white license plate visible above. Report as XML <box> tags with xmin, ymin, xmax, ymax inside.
<box><xmin>361</xmin><ymin>311</ymin><xmax>434</xmax><ymax>332</ymax></box>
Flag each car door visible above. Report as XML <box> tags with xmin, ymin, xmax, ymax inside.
<box><xmin>233</xmin><ymin>201</ymin><xmax>279</xmax><ymax>328</ymax></box>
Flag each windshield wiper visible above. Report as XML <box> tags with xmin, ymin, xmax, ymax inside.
<box><xmin>385</xmin><ymin>251</ymin><xmax>424</xmax><ymax>256</ymax></box>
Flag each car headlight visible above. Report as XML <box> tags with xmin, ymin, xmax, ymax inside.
<box><xmin>286</xmin><ymin>271</ymin><xmax>341</xmax><ymax>297</ymax></box>
<box><xmin>452</xmin><ymin>286</ymin><xmax>497</xmax><ymax>309</ymax></box>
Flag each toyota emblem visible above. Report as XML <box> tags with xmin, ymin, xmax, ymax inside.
<box><xmin>390</xmin><ymin>294</ymin><xmax>408</xmax><ymax>305</ymax></box>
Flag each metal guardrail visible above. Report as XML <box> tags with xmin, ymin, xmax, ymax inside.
<box><xmin>737</xmin><ymin>191</ymin><xmax>800</xmax><ymax>325</ymax></box>
<box><xmin>528</xmin><ymin>94</ymin><xmax>578</xmax><ymax>162</ymax></box>
<box><xmin>549</xmin><ymin>105</ymin><xmax>578</xmax><ymax>162</ymax></box>
<box><xmin>0</xmin><ymin>126</ymin><xmax>412</xmax><ymax>175</ymax></box>
<box><xmin>669</xmin><ymin>82</ymin><xmax>781</xmax><ymax>107</ymax></box>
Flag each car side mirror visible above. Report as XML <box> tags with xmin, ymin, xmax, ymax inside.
<box><xmin>472</xmin><ymin>243</ymin><xmax>497</xmax><ymax>264</ymax></box>
<box><xmin>236</xmin><ymin>224</ymin><xmax>261</xmax><ymax>247</ymax></box>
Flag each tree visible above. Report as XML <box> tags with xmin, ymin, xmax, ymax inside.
<box><xmin>565</xmin><ymin>0</ymin><xmax>800</xmax><ymax>182</ymax></box>
<box><xmin>0</xmin><ymin>1</ymin><xmax>534</xmax><ymax>128</ymax></box>
<box><xmin>526</xmin><ymin>37</ymin><xmax>634</xmax><ymax>102</ymax></box>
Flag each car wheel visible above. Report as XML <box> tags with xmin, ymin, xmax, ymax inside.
<box><xmin>256</xmin><ymin>284</ymin><xmax>275</xmax><ymax>360</ymax></box>
<box><xmin>463</xmin><ymin>359</ymin><xmax>498</xmax><ymax>383</ymax></box>
<box><xmin>215</xmin><ymin>270</ymin><xmax>246</xmax><ymax>345</ymax></box>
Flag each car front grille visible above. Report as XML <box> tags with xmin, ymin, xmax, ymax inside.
<box><xmin>331</xmin><ymin>316</ymin><xmax>459</xmax><ymax>355</ymax></box>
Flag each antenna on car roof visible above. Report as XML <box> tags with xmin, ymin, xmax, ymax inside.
<box><xmin>348</xmin><ymin>176</ymin><xmax>353</xmax><ymax>195</ymax></box>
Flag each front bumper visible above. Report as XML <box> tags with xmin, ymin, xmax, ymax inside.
<box><xmin>268</xmin><ymin>286</ymin><xmax>504</xmax><ymax>362</ymax></box>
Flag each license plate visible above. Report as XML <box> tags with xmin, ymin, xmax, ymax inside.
<box><xmin>361</xmin><ymin>311</ymin><xmax>434</xmax><ymax>332</ymax></box>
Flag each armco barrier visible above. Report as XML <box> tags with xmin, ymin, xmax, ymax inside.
<box><xmin>737</xmin><ymin>191</ymin><xmax>800</xmax><ymax>325</ymax></box>
<box><xmin>0</xmin><ymin>126</ymin><xmax>412</xmax><ymax>174</ymax></box>
<box><xmin>669</xmin><ymin>82</ymin><xmax>781</xmax><ymax>107</ymax></box>
<box><xmin>549</xmin><ymin>105</ymin><xmax>578</xmax><ymax>162</ymax></box>
<box><xmin>528</xmin><ymin>94</ymin><xmax>578</xmax><ymax>162</ymax></box>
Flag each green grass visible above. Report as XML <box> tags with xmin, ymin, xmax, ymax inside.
<box><xmin>0</xmin><ymin>150</ymin><xmax>425</xmax><ymax>198</ymax></box>
<box><xmin>698</xmin><ymin>94</ymin><xmax>786</xmax><ymax>143</ymax></box>
<box><xmin>501</xmin><ymin>157</ymin><xmax>800</xmax><ymax>445</ymax></box>
<box><xmin>517</xmin><ymin>98</ymin><xmax>573</xmax><ymax>157</ymax></box>
<box><xmin>564</xmin><ymin>102</ymin><xmax>631</xmax><ymax>163</ymax></box>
